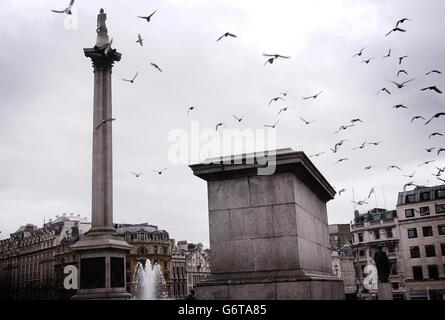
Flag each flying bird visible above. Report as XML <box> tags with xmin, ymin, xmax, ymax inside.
<box><xmin>277</xmin><ymin>107</ymin><xmax>292</xmax><ymax>115</ymax></box>
<box><xmin>396</xmin><ymin>18</ymin><xmax>412</xmax><ymax>27</ymax></box>
<box><xmin>264</xmin><ymin>120</ymin><xmax>279</xmax><ymax>129</ymax></box>
<box><xmin>121</xmin><ymin>72</ymin><xmax>139</xmax><ymax>83</ymax></box>
<box><xmin>131</xmin><ymin>172</ymin><xmax>142</xmax><ymax>178</ymax></box>
<box><xmin>386</xmin><ymin>78</ymin><xmax>415</xmax><ymax>89</ymax></box>
<box><xmin>150</xmin><ymin>62</ymin><xmax>163</xmax><ymax>72</ymax></box>
<box><xmin>368</xmin><ymin>187</ymin><xmax>375</xmax><ymax>199</ymax></box>
<box><xmin>263</xmin><ymin>58</ymin><xmax>275</xmax><ymax>66</ymax></box>
<box><xmin>187</xmin><ymin>106</ymin><xmax>197</xmax><ymax>115</ymax></box>
<box><xmin>387</xmin><ymin>165</ymin><xmax>402</xmax><ymax>171</ymax></box>
<box><xmin>429</xmin><ymin>132</ymin><xmax>443</xmax><ymax>139</ymax></box>
<box><xmin>338</xmin><ymin>188</ymin><xmax>347</xmax><ymax>196</ymax></box>
<box><xmin>95</xmin><ymin>118</ymin><xmax>115</xmax><ymax>130</ymax></box>
<box><xmin>353</xmin><ymin>141</ymin><xmax>367</xmax><ymax>150</ymax></box>
<box><xmin>411</xmin><ymin>116</ymin><xmax>425</xmax><ymax>123</ymax></box>
<box><xmin>353</xmin><ymin>200</ymin><xmax>368</xmax><ymax>206</ymax></box>
<box><xmin>217</xmin><ymin>32</ymin><xmax>237</xmax><ymax>41</ymax></box>
<box><xmin>335</xmin><ymin>124</ymin><xmax>354</xmax><ymax>134</ymax></box>
<box><xmin>365</xmin><ymin>166</ymin><xmax>374</xmax><ymax>171</ymax></box>
<box><xmin>398</xmin><ymin>55</ymin><xmax>408</xmax><ymax>65</ymax></box>
<box><xmin>376</xmin><ymin>88</ymin><xmax>391</xmax><ymax>95</ymax></box>
<box><xmin>351</xmin><ymin>118</ymin><xmax>364</xmax><ymax>124</ymax></box>
<box><xmin>393</xmin><ymin>104</ymin><xmax>407</xmax><ymax>109</ymax></box>
<box><xmin>152</xmin><ymin>168</ymin><xmax>167</xmax><ymax>175</ymax></box>
<box><xmin>421</xmin><ymin>86</ymin><xmax>442</xmax><ymax>94</ymax></box>
<box><xmin>299</xmin><ymin>117</ymin><xmax>315</xmax><ymax>125</ymax></box>
<box><xmin>268</xmin><ymin>96</ymin><xmax>285</xmax><ymax>106</ymax></box>
<box><xmin>51</xmin><ymin>0</ymin><xmax>75</xmax><ymax>14</ymax></box>
<box><xmin>425</xmin><ymin>147</ymin><xmax>435</xmax><ymax>153</ymax></box>
<box><xmin>302</xmin><ymin>90</ymin><xmax>323</xmax><ymax>100</ymax></box>
<box><xmin>437</xmin><ymin>148</ymin><xmax>445</xmax><ymax>155</ymax></box>
<box><xmin>418</xmin><ymin>160</ymin><xmax>435</xmax><ymax>166</ymax></box>
<box><xmin>215</xmin><ymin>123</ymin><xmax>227</xmax><ymax>131</ymax></box>
<box><xmin>335</xmin><ymin>158</ymin><xmax>349</xmax><ymax>165</ymax></box>
<box><xmin>368</xmin><ymin>141</ymin><xmax>383</xmax><ymax>146</ymax></box>
<box><xmin>138</xmin><ymin>10</ymin><xmax>157</xmax><ymax>22</ymax></box>
<box><xmin>361</xmin><ymin>57</ymin><xmax>376</xmax><ymax>64</ymax></box>
<box><xmin>263</xmin><ymin>53</ymin><xmax>291</xmax><ymax>59</ymax></box>
<box><xmin>403</xmin><ymin>172</ymin><xmax>416</xmax><ymax>178</ymax></box>
<box><xmin>385</xmin><ymin>27</ymin><xmax>406</xmax><ymax>36</ymax></box>
<box><xmin>280</xmin><ymin>90</ymin><xmax>290</xmax><ymax>97</ymax></box>
<box><xmin>309</xmin><ymin>152</ymin><xmax>325</xmax><ymax>158</ymax></box>
<box><xmin>382</xmin><ymin>49</ymin><xmax>391</xmax><ymax>58</ymax></box>
<box><xmin>425</xmin><ymin>70</ymin><xmax>441</xmax><ymax>75</ymax></box>
<box><xmin>136</xmin><ymin>34</ymin><xmax>144</xmax><ymax>46</ymax></box>
<box><xmin>233</xmin><ymin>115</ymin><xmax>244</xmax><ymax>122</ymax></box>
<box><xmin>353</xmin><ymin>47</ymin><xmax>366</xmax><ymax>57</ymax></box>
<box><xmin>397</xmin><ymin>70</ymin><xmax>408</xmax><ymax>77</ymax></box>
<box><xmin>438</xmin><ymin>177</ymin><xmax>445</xmax><ymax>183</ymax></box>
<box><xmin>425</xmin><ymin>112</ymin><xmax>445</xmax><ymax>125</ymax></box>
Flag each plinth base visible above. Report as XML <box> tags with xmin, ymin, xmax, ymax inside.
<box><xmin>377</xmin><ymin>282</ymin><xmax>393</xmax><ymax>300</ymax></box>
<box><xmin>195</xmin><ymin>273</ymin><xmax>344</xmax><ymax>300</ymax></box>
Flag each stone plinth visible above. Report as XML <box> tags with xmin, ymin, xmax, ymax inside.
<box><xmin>189</xmin><ymin>148</ymin><xmax>344</xmax><ymax>300</ymax></box>
<box><xmin>377</xmin><ymin>282</ymin><xmax>393</xmax><ymax>300</ymax></box>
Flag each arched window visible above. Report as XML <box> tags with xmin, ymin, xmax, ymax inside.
<box><xmin>138</xmin><ymin>246</ymin><xmax>147</xmax><ymax>255</ymax></box>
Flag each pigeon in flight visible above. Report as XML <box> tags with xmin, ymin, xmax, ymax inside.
<box><xmin>299</xmin><ymin>117</ymin><xmax>315</xmax><ymax>125</ymax></box>
<box><xmin>386</xmin><ymin>78</ymin><xmax>415</xmax><ymax>89</ymax></box>
<box><xmin>353</xmin><ymin>47</ymin><xmax>366</xmax><ymax>58</ymax></box>
<box><xmin>365</xmin><ymin>166</ymin><xmax>374</xmax><ymax>170</ymax></box>
<box><xmin>353</xmin><ymin>200</ymin><xmax>368</xmax><ymax>206</ymax></box>
<box><xmin>425</xmin><ymin>70</ymin><xmax>441</xmax><ymax>75</ymax></box>
<box><xmin>280</xmin><ymin>90</ymin><xmax>290</xmax><ymax>97</ymax></box>
<box><xmin>368</xmin><ymin>187</ymin><xmax>375</xmax><ymax>199</ymax></box>
<box><xmin>338</xmin><ymin>188</ymin><xmax>347</xmax><ymax>195</ymax></box>
<box><xmin>264</xmin><ymin>120</ymin><xmax>279</xmax><ymax>129</ymax></box>
<box><xmin>233</xmin><ymin>115</ymin><xmax>244</xmax><ymax>122</ymax></box>
<box><xmin>95</xmin><ymin>118</ymin><xmax>115</xmax><ymax>130</ymax></box>
<box><xmin>353</xmin><ymin>141</ymin><xmax>367</xmax><ymax>150</ymax></box>
<box><xmin>277</xmin><ymin>107</ymin><xmax>293</xmax><ymax>115</ymax></box>
<box><xmin>437</xmin><ymin>148</ymin><xmax>445</xmax><ymax>155</ymax></box>
<box><xmin>217</xmin><ymin>32</ymin><xmax>237</xmax><ymax>41</ymax></box>
<box><xmin>351</xmin><ymin>118</ymin><xmax>364</xmax><ymax>124</ymax></box>
<box><xmin>150</xmin><ymin>63</ymin><xmax>163</xmax><ymax>72</ymax></box>
<box><xmin>51</xmin><ymin>0</ymin><xmax>75</xmax><ymax>14</ymax></box>
<box><xmin>387</xmin><ymin>165</ymin><xmax>402</xmax><ymax>171</ymax></box>
<box><xmin>425</xmin><ymin>112</ymin><xmax>445</xmax><ymax>125</ymax></box>
<box><xmin>385</xmin><ymin>27</ymin><xmax>406</xmax><ymax>36</ymax></box>
<box><xmin>309</xmin><ymin>152</ymin><xmax>325</xmax><ymax>158</ymax></box>
<box><xmin>152</xmin><ymin>168</ymin><xmax>167</xmax><ymax>175</ymax></box>
<box><xmin>403</xmin><ymin>172</ymin><xmax>416</xmax><ymax>178</ymax></box>
<box><xmin>393</xmin><ymin>104</ymin><xmax>407</xmax><ymax>109</ymax></box>
<box><xmin>368</xmin><ymin>141</ymin><xmax>383</xmax><ymax>146</ymax></box>
<box><xmin>411</xmin><ymin>116</ymin><xmax>425</xmax><ymax>123</ymax></box>
<box><xmin>335</xmin><ymin>158</ymin><xmax>349</xmax><ymax>165</ymax></box>
<box><xmin>268</xmin><ymin>96</ymin><xmax>285</xmax><ymax>106</ymax></box>
<box><xmin>335</xmin><ymin>124</ymin><xmax>354</xmax><ymax>134</ymax></box>
<box><xmin>122</xmin><ymin>72</ymin><xmax>139</xmax><ymax>83</ymax></box>
<box><xmin>396</xmin><ymin>18</ymin><xmax>412</xmax><ymax>27</ymax></box>
<box><xmin>398</xmin><ymin>55</ymin><xmax>408</xmax><ymax>65</ymax></box>
<box><xmin>263</xmin><ymin>58</ymin><xmax>275</xmax><ymax>66</ymax></box>
<box><xmin>418</xmin><ymin>160</ymin><xmax>435</xmax><ymax>166</ymax></box>
<box><xmin>382</xmin><ymin>49</ymin><xmax>391</xmax><ymax>58</ymax></box>
<box><xmin>136</xmin><ymin>34</ymin><xmax>144</xmax><ymax>46</ymax></box>
<box><xmin>302</xmin><ymin>90</ymin><xmax>323</xmax><ymax>100</ymax></box>
<box><xmin>425</xmin><ymin>147</ymin><xmax>435</xmax><ymax>153</ymax></box>
<box><xmin>131</xmin><ymin>172</ymin><xmax>142</xmax><ymax>178</ymax></box>
<box><xmin>138</xmin><ymin>10</ymin><xmax>157</xmax><ymax>22</ymax></box>
<box><xmin>397</xmin><ymin>70</ymin><xmax>408</xmax><ymax>77</ymax></box>
<box><xmin>215</xmin><ymin>123</ymin><xmax>227</xmax><ymax>131</ymax></box>
<box><xmin>421</xmin><ymin>86</ymin><xmax>442</xmax><ymax>94</ymax></box>
<box><xmin>361</xmin><ymin>57</ymin><xmax>376</xmax><ymax>64</ymax></box>
<box><xmin>429</xmin><ymin>132</ymin><xmax>443</xmax><ymax>139</ymax></box>
<box><xmin>263</xmin><ymin>53</ymin><xmax>291</xmax><ymax>59</ymax></box>
<box><xmin>376</xmin><ymin>88</ymin><xmax>391</xmax><ymax>95</ymax></box>
<box><xmin>438</xmin><ymin>177</ymin><xmax>445</xmax><ymax>183</ymax></box>
<box><xmin>187</xmin><ymin>106</ymin><xmax>197</xmax><ymax>115</ymax></box>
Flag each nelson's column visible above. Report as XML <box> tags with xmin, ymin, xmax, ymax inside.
<box><xmin>71</xmin><ymin>9</ymin><xmax>132</xmax><ymax>300</ymax></box>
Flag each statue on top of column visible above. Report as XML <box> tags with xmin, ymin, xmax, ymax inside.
<box><xmin>95</xmin><ymin>8</ymin><xmax>110</xmax><ymax>48</ymax></box>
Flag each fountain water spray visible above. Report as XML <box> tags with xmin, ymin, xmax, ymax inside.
<box><xmin>133</xmin><ymin>259</ymin><xmax>168</xmax><ymax>300</ymax></box>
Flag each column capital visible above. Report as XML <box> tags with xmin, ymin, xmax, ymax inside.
<box><xmin>84</xmin><ymin>47</ymin><xmax>121</xmax><ymax>71</ymax></box>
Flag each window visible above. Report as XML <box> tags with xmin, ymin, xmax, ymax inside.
<box><xmin>441</xmin><ymin>243</ymin><xmax>445</xmax><ymax>256</ymax></box>
<box><xmin>423</xmin><ymin>226</ymin><xmax>433</xmax><ymax>237</ymax></box>
<box><xmin>359</xmin><ymin>250</ymin><xmax>365</xmax><ymax>257</ymax></box>
<box><xmin>405</xmin><ymin>209</ymin><xmax>415</xmax><ymax>218</ymax></box>
<box><xmin>425</xmin><ymin>245</ymin><xmax>436</xmax><ymax>257</ymax></box>
<box><xmin>374</xmin><ymin>230</ymin><xmax>380</xmax><ymax>240</ymax></box>
<box><xmin>439</xmin><ymin>225</ymin><xmax>445</xmax><ymax>235</ymax></box>
<box><xmin>392</xmin><ymin>282</ymin><xmax>399</xmax><ymax>290</ymax></box>
<box><xmin>428</xmin><ymin>265</ymin><xmax>439</xmax><ymax>280</ymax></box>
<box><xmin>410</xmin><ymin>246</ymin><xmax>420</xmax><ymax>258</ymax></box>
<box><xmin>419</xmin><ymin>206</ymin><xmax>430</xmax><ymax>216</ymax></box>
<box><xmin>408</xmin><ymin>228</ymin><xmax>418</xmax><ymax>238</ymax></box>
<box><xmin>436</xmin><ymin>204</ymin><xmax>445</xmax><ymax>214</ymax></box>
<box><xmin>412</xmin><ymin>266</ymin><xmax>423</xmax><ymax>280</ymax></box>
<box><xmin>386</xmin><ymin>228</ymin><xmax>393</xmax><ymax>238</ymax></box>
<box><xmin>358</xmin><ymin>233</ymin><xmax>363</xmax><ymax>242</ymax></box>
<box><xmin>436</xmin><ymin>189</ymin><xmax>445</xmax><ymax>199</ymax></box>
<box><xmin>420</xmin><ymin>192</ymin><xmax>431</xmax><ymax>201</ymax></box>
<box><xmin>405</xmin><ymin>194</ymin><xmax>416</xmax><ymax>204</ymax></box>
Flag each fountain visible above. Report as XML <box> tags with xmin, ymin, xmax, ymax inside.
<box><xmin>133</xmin><ymin>259</ymin><xmax>168</xmax><ymax>300</ymax></box>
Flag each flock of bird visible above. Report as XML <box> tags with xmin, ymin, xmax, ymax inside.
<box><xmin>51</xmin><ymin>2</ymin><xmax>445</xmax><ymax>209</ymax></box>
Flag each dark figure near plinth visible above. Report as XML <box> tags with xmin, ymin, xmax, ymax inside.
<box><xmin>374</xmin><ymin>246</ymin><xmax>390</xmax><ymax>283</ymax></box>
<box><xmin>185</xmin><ymin>289</ymin><xmax>197</xmax><ymax>300</ymax></box>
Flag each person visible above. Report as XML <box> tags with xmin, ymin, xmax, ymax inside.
<box><xmin>373</xmin><ymin>246</ymin><xmax>390</xmax><ymax>283</ymax></box>
<box><xmin>185</xmin><ymin>288</ymin><xmax>196</xmax><ymax>300</ymax></box>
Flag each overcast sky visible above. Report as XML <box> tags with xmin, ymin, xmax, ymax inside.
<box><xmin>1</xmin><ymin>0</ymin><xmax>444</xmax><ymax>245</ymax></box>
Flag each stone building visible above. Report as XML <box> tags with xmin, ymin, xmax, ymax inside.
<box><xmin>396</xmin><ymin>184</ymin><xmax>445</xmax><ymax>300</ymax></box>
<box><xmin>350</xmin><ymin>208</ymin><xmax>406</xmax><ymax>299</ymax></box>
<box><xmin>331</xmin><ymin>243</ymin><xmax>356</xmax><ymax>299</ymax></box>
<box><xmin>184</xmin><ymin>242</ymin><xmax>211</xmax><ymax>294</ymax></box>
<box><xmin>115</xmin><ymin>223</ymin><xmax>171</xmax><ymax>296</ymax></box>
<box><xmin>170</xmin><ymin>240</ymin><xmax>187</xmax><ymax>299</ymax></box>
<box><xmin>329</xmin><ymin>224</ymin><xmax>352</xmax><ymax>250</ymax></box>
<box><xmin>0</xmin><ymin>214</ymin><xmax>91</xmax><ymax>300</ymax></box>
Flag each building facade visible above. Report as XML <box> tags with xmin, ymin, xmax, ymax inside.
<box><xmin>350</xmin><ymin>208</ymin><xmax>406</xmax><ymax>299</ymax></box>
<box><xmin>329</xmin><ymin>224</ymin><xmax>352</xmax><ymax>250</ymax></box>
<box><xmin>396</xmin><ymin>184</ymin><xmax>445</xmax><ymax>300</ymax></box>
<box><xmin>331</xmin><ymin>243</ymin><xmax>356</xmax><ymax>299</ymax></box>
<box><xmin>170</xmin><ymin>240</ymin><xmax>187</xmax><ymax>299</ymax></box>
